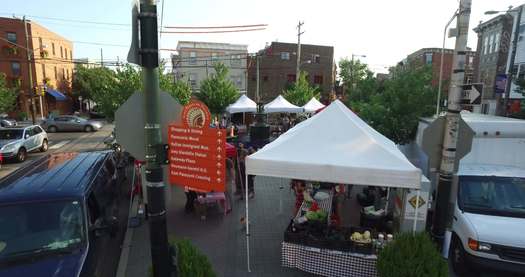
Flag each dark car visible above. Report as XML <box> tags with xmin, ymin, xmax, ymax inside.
<box><xmin>0</xmin><ymin>151</ymin><xmax>130</xmax><ymax>277</ymax></box>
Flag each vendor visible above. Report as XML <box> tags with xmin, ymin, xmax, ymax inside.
<box><xmin>291</xmin><ymin>179</ymin><xmax>306</xmax><ymax>215</ymax></box>
<box><xmin>332</xmin><ymin>184</ymin><xmax>346</xmax><ymax>226</ymax></box>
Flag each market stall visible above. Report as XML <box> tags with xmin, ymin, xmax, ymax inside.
<box><xmin>244</xmin><ymin>100</ymin><xmax>425</xmax><ymax>276</ymax></box>
<box><xmin>302</xmin><ymin>97</ymin><xmax>325</xmax><ymax>113</ymax></box>
<box><xmin>226</xmin><ymin>94</ymin><xmax>257</xmax><ymax>114</ymax></box>
<box><xmin>263</xmin><ymin>95</ymin><xmax>304</xmax><ymax>113</ymax></box>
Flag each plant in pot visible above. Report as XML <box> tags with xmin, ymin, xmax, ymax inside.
<box><xmin>2</xmin><ymin>45</ymin><xmax>18</xmax><ymax>56</ymax></box>
<box><xmin>40</xmin><ymin>49</ymin><xmax>49</xmax><ymax>58</ymax></box>
<box><xmin>377</xmin><ymin>232</ymin><xmax>448</xmax><ymax>277</ymax></box>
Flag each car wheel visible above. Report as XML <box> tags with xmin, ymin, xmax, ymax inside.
<box><xmin>40</xmin><ymin>139</ymin><xmax>48</xmax><ymax>152</ymax></box>
<box><xmin>84</xmin><ymin>125</ymin><xmax>94</xmax><ymax>132</ymax></box>
<box><xmin>16</xmin><ymin>148</ymin><xmax>27</xmax><ymax>163</ymax></box>
<box><xmin>48</xmin><ymin>126</ymin><xmax>57</xmax><ymax>133</ymax></box>
<box><xmin>450</xmin><ymin>235</ymin><xmax>472</xmax><ymax>276</ymax></box>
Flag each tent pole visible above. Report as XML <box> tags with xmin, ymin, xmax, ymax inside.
<box><xmin>413</xmin><ymin>190</ymin><xmax>420</xmax><ymax>234</ymax></box>
<box><xmin>245</xmin><ymin>173</ymin><xmax>251</xmax><ymax>272</ymax></box>
<box><xmin>384</xmin><ymin>188</ymin><xmax>390</xmax><ymax>215</ymax></box>
<box><xmin>279</xmin><ymin>179</ymin><xmax>283</xmax><ymax>214</ymax></box>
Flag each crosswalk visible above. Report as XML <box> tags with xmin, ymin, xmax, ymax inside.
<box><xmin>49</xmin><ymin>140</ymin><xmax>71</xmax><ymax>150</ymax></box>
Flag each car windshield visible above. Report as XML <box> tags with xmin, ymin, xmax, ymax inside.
<box><xmin>459</xmin><ymin>176</ymin><xmax>525</xmax><ymax>218</ymax></box>
<box><xmin>0</xmin><ymin>129</ymin><xmax>23</xmax><ymax>140</ymax></box>
<box><xmin>0</xmin><ymin>200</ymin><xmax>85</xmax><ymax>260</ymax></box>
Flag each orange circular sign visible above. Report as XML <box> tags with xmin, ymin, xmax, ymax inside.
<box><xmin>181</xmin><ymin>100</ymin><xmax>211</xmax><ymax>128</ymax></box>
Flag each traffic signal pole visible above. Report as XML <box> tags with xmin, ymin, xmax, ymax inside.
<box><xmin>431</xmin><ymin>0</ymin><xmax>472</xmax><ymax>254</ymax></box>
<box><xmin>138</xmin><ymin>1</ymin><xmax>173</xmax><ymax>276</ymax></box>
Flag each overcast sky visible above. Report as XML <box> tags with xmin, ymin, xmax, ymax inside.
<box><xmin>3</xmin><ymin>0</ymin><xmax>524</xmax><ymax>73</ymax></box>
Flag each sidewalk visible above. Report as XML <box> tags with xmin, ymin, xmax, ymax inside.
<box><xmin>123</xmin><ymin>176</ymin><xmax>312</xmax><ymax>277</ymax></box>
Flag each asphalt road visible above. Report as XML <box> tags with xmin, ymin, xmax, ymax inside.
<box><xmin>0</xmin><ymin>124</ymin><xmax>114</xmax><ymax>179</ymax></box>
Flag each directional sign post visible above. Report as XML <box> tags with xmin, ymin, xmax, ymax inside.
<box><xmin>460</xmin><ymin>83</ymin><xmax>482</xmax><ymax>106</ymax></box>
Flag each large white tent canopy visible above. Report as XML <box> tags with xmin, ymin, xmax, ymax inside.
<box><xmin>226</xmin><ymin>94</ymin><xmax>257</xmax><ymax>113</ymax></box>
<box><xmin>302</xmin><ymin>97</ymin><xmax>325</xmax><ymax>113</ymax></box>
<box><xmin>247</xmin><ymin>100</ymin><xmax>422</xmax><ymax>188</ymax></box>
<box><xmin>263</xmin><ymin>95</ymin><xmax>303</xmax><ymax>113</ymax></box>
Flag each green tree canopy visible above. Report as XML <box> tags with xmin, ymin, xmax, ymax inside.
<box><xmin>0</xmin><ymin>73</ymin><xmax>17</xmax><ymax>114</ymax></box>
<box><xmin>196</xmin><ymin>62</ymin><xmax>239</xmax><ymax>115</ymax></box>
<box><xmin>338</xmin><ymin>58</ymin><xmax>374</xmax><ymax>101</ymax></box>
<box><xmin>159</xmin><ymin>63</ymin><xmax>192</xmax><ymax>106</ymax></box>
<box><xmin>351</xmin><ymin>65</ymin><xmax>436</xmax><ymax>144</ymax></box>
<box><xmin>283</xmin><ymin>71</ymin><xmax>320</xmax><ymax>106</ymax></box>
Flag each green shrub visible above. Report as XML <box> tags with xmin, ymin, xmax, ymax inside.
<box><xmin>377</xmin><ymin>232</ymin><xmax>448</xmax><ymax>277</ymax></box>
<box><xmin>149</xmin><ymin>238</ymin><xmax>215</xmax><ymax>277</ymax></box>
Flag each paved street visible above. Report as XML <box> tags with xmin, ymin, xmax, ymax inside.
<box><xmin>0</xmin><ymin>124</ymin><xmax>114</xmax><ymax>179</ymax></box>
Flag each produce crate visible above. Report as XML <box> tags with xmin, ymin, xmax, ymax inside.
<box><xmin>284</xmin><ymin>221</ymin><xmax>306</xmax><ymax>245</ymax></box>
<box><xmin>351</xmin><ymin>241</ymin><xmax>374</xmax><ymax>255</ymax></box>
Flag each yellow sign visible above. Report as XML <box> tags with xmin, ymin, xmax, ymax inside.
<box><xmin>408</xmin><ymin>195</ymin><xmax>426</xmax><ymax>209</ymax></box>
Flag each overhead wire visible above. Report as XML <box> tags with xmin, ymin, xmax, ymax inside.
<box><xmin>161</xmin><ymin>28</ymin><xmax>266</xmax><ymax>34</ymax></box>
<box><xmin>164</xmin><ymin>24</ymin><xmax>268</xmax><ymax>29</ymax></box>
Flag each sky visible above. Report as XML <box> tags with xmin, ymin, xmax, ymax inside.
<box><xmin>3</xmin><ymin>0</ymin><xmax>524</xmax><ymax>73</ymax></box>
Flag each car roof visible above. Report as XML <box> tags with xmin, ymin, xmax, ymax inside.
<box><xmin>458</xmin><ymin>164</ymin><xmax>525</xmax><ymax>178</ymax></box>
<box><xmin>0</xmin><ymin>125</ymin><xmax>39</xmax><ymax>130</ymax></box>
<box><xmin>0</xmin><ymin>151</ymin><xmax>112</xmax><ymax>204</ymax></box>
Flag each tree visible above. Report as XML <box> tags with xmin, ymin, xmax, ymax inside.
<box><xmin>283</xmin><ymin>71</ymin><xmax>320</xmax><ymax>106</ymax></box>
<box><xmin>338</xmin><ymin>58</ymin><xmax>374</xmax><ymax>101</ymax></box>
<box><xmin>72</xmin><ymin>65</ymin><xmax>94</xmax><ymax>102</ymax></box>
<box><xmin>159</xmin><ymin>63</ymin><xmax>192</xmax><ymax>105</ymax></box>
<box><xmin>196</xmin><ymin>62</ymin><xmax>238</xmax><ymax>115</ymax></box>
<box><xmin>353</xmin><ymin>65</ymin><xmax>436</xmax><ymax>144</ymax></box>
<box><xmin>0</xmin><ymin>73</ymin><xmax>17</xmax><ymax>114</ymax></box>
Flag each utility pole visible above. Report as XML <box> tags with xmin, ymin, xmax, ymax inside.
<box><xmin>136</xmin><ymin>0</ymin><xmax>173</xmax><ymax>276</ymax></box>
<box><xmin>296</xmin><ymin>21</ymin><xmax>304</xmax><ymax>83</ymax></box>
<box><xmin>502</xmin><ymin>6</ymin><xmax>523</xmax><ymax>116</ymax></box>
<box><xmin>431</xmin><ymin>0</ymin><xmax>472</xmax><ymax>253</ymax></box>
<box><xmin>256</xmin><ymin>55</ymin><xmax>260</xmax><ymax>102</ymax></box>
<box><xmin>23</xmin><ymin>16</ymin><xmax>37</xmax><ymax>124</ymax></box>
<box><xmin>437</xmin><ymin>10</ymin><xmax>459</xmax><ymax>116</ymax></box>
<box><xmin>100</xmin><ymin>48</ymin><xmax>104</xmax><ymax>67</ymax></box>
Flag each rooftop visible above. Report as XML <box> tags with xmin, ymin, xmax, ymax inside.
<box><xmin>0</xmin><ymin>151</ymin><xmax>111</xmax><ymax>204</ymax></box>
<box><xmin>177</xmin><ymin>41</ymin><xmax>248</xmax><ymax>51</ymax></box>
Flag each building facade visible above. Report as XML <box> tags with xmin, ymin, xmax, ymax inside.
<box><xmin>406</xmin><ymin>48</ymin><xmax>476</xmax><ymax>96</ymax></box>
<box><xmin>473</xmin><ymin>14</ymin><xmax>514</xmax><ymax>114</ymax></box>
<box><xmin>0</xmin><ymin>17</ymin><xmax>74</xmax><ymax>117</ymax></box>
<box><xmin>247</xmin><ymin>42</ymin><xmax>335</xmax><ymax>103</ymax></box>
<box><xmin>171</xmin><ymin>41</ymin><xmax>248</xmax><ymax>94</ymax></box>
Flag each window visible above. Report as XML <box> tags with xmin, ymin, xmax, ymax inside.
<box><xmin>231</xmin><ymin>55</ymin><xmax>241</xmax><ymax>66</ymax></box>
<box><xmin>52</xmin><ymin>43</ymin><xmax>55</xmax><ymax>55</ymax></box>
<box><xmin>66</xmin><ymin>69</ymin><xmax>69</xmax><ymax>80</ymax></box>
<box><xmin>189</xmin><ymin>52</ymin><xmax>196</xmax><ymax>64</ymax></box>
<box><xmin>519</xmin><ymin>64</ymin><xmax>525</xmax><ymax>81</ymax></box>
<box><xmin>211</xmin><ymin>53</ymin><xmax>218</xmax><ymax>64</ymax></box>
<box><xmin>287</xmin><ymin>74</ymin><xmax>296</xmax><ymax>82</ymax></box>
<box><xmin>231</xmin><ymin>75</ymin><xmax>242</xmax><ymax>87</ymax></box>
<box><xmin>62</xmin><ymin>68</ymin><xmax>65</xmax><ymax>79</ymax></box>
<box><xmin>38</xmin><ymin>37</ymin><xmax>43</xmax><ymax>49</ymax></box>
<box><xmin>32</xmin><ymin>126</ymin><xmax>42</xmax><ymax>134</ymax></box>
<box><xmin>189</xmin><ymin>73</ymin><xmax>197</xmax><ymax>86</ymax></box>
<box><xmin>60</xmin><ymin>46</ymin><xmax>63</xmax><ymax>58</ymax></box>
<box><xmin>281</xmin><ymin>52</ymin><xmax>290</xmax><ymax>60</ymax></box>
<box><xmin>314</xmin><ymin>75</ymin><xmax>323</xmax><ymax>85</ymax></box>
<box><xmin>41</xmin><ymin>64</ymin><xmax>46</xmax><ymax>78</ymax></box>
<box><xmin>424</xmin><ymin>53</ymin><xmax>433</xmax><ymax>65</ymax></box>
<box><xmin>6</xmin><ymin>32</ymin><xmax>16</xmax><ymax>43</ymax></box>
<box><xmin>483</xmin><ymin>37</ymin><xmax>488</xmax><ymax>55</ymax></box>
<box><xmin>11</xmin><ymin>62</ymin><xmax>20</xmax><ymax>76</ymax></box>
<box><xmin>54</xmin><ymin>66</ymin><xmax>58</xmax><ymax>79</ymax></box>
<box><xmin>489</xmin><ymin>34</ymin><xmax>494</xmax><ymax>53</ymax></box>
<box><xmin>70</xmin><ymin>50</ymin><xmax>72</xmax><ymax>60</ymax></box>
<box><xmin>494</xmin><ymin>33</ymin><xmax>500</xmax><ymax>52</ymax></box>
<box><xmin>313</xmin><ymin>54</ymin><xmax>321</xmax><ymax>64</ymax></box>
<box><xmin>64</xmin><ymin>48</ymin><xmax>67</xmax><ymax>60</ymax></box>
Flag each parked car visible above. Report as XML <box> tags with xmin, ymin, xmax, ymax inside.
<box><xmin>0</xmin><ymin>125</ymin><xmax>48</xmax><ymax>162</ymax></box>
<box><xmin>0</xmin><ymin>151</ymin><xmax>130</xmax><ymax>277</ymax></box>
<box><xmin>0</xmin><ymin>118</ymin><xmax>16</xmax><ymax>128</ymax></box>
<box><xmin>41</xmin><ymin>116</ymin><xmax>103</xmax><ymax>132</ymax></box>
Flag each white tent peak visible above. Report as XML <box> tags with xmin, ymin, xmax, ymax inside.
<box><xmin>264</xmin><ymin>95</ymin><xmax>303</xmax><ymax>113</ymax></box>
<box><xmin>226</xmin><ymin>94</ymin><xmax>257</xmax><ymax>113</ymax></box>
<box><xmin>246</xmin><ymin>99</ymin><xmax>421</xmax><ymax>188</ymax></box>
<box><xmin>302</xmin><ymin>97</ymin><xmax>325</xmax><ymax>112</ymax></box>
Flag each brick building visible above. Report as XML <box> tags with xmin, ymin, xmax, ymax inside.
<box><xmin>247</xmin><ymin>42</ymin><xmax>335</xmax><ymax>103</ymax></box>
<box><xmin>0</xmin><ymin>17</ymin><xmax>74</xmax><ymax>118</ymax></box>
<box><xmin>405</xmin><ymin>48</ymin><xmax>476</xmax><ymax>97</ymax></box>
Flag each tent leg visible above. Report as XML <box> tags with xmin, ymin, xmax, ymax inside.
<box><xmin>279</xmin><ymin>179</ymin><xmax>283</xmax><ymax>214</ymax></box>
<box><xmin>385</xmin><ymin>188</ymin><xmax>390</xmax><ymax>215</ymax></box>
<box><xmin>245</xmin><ymin>173</ymin><xmax>251</xmax><ymax>272</ymax></box>
<box><xmin>412</xmin><ymin>190</ymin><xmax>420</xmax><ymax>234</ymax></box>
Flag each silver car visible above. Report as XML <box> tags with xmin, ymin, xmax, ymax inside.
<box><xmin>0</xmin><ymin>125</ymin><xmax>48</xmax><ymax>162</ymax></box>
<box><xmin>41</xmin><ymin>116</ymin><xmax>103</xmax><ymax>132</ymax></box>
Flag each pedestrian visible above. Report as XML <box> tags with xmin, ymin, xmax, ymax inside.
<box><xmin>184</xmin><ymin>187</ymin><xmax>197</xmax><ymax>213</ymax></box>
<box><xmin>235</xmin><ymin>149</ymin><xmax>249</xmax><ymax>199</ymax></box>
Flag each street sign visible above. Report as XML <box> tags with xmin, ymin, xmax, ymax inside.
<box><xmin>115</xmin><ymin>91</ymin><xmax>182</xmax><ymax>160</ymax></box>
<box><xmin>422</xmin><ymin>115</ymin><xmax>475</xmax><ymax>171</ymax></box>
<box><xmin>167</xmin><ymin>100</ymin><xmax>226</xmax><ymax>192</ymax></box>
<box><xmin>461</xmin><ymin>83</ymin><xmax>482</xmax><ymax>105</ymax></box>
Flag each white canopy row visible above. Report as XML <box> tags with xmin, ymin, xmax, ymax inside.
<box><xmin>226</xmin><ymin>95</ymin><xmax>325</xmax><ymax>114</ymax></box>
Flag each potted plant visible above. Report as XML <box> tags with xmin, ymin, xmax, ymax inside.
<box><xmin>2</xmin><ymin>45</ymin><xmax>18</xmax><ymax>56</ymax></box>
<box><xmin>377</xmin><ymin>232</ymin><xmax>448</xmax><ymax>277</ymax></box>
<box><xmin>40</xmin><ymin>49</ymin><xmax>49</xmax><ymax>58</ymax></box>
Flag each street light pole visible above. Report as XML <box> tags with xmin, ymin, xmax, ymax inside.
<box><xmin>23</xmin><ymin>16</ymin><xmax>37</xmax><ymax>124</ymax></box>
<box><xmin>296</xmin><ymin>21</ymin><xmax>304</xmax><ymax>83</ymax></box>
<box><xmin>436</xmin><ymin>10</ymin><xmax>459</xmax><ymax>117</ymax></box>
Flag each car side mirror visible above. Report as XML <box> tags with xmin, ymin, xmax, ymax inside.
<box><xmin>76</xmin><ymin>120</ymin><xmax>81</xmax><ymax>123</ymax></box>
<box><xmin>24</xmin><ymin>134</ymin><xmax>30</xmax><ymax>139</ymax></box>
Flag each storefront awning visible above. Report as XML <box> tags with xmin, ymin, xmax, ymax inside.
<box><xmin>46</xmin><ymin>89</ymin><xmax>67</xmax><ymax>101</ymax></box>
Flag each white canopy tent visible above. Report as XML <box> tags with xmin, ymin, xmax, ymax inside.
<box><xmin>242</xmin><ymin>100</ymin><xmax>422</xmax><ymax>271</ymax></box>
<box><xmin>263</xmin><ymin>95</ymin><xmax>303</xmax><ymax>113</ymax></box>
<box><xmin>302</xmin><ymin>97</ymin><xmax>325</xmax><ymax>113</ymax></box>
<box><xmin>226</xmin><ymin>94</ymin><xmax>257</xmax><ymax>114</ymax></box>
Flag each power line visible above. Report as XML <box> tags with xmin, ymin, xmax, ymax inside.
<box><xmin>164</xmin><ymin>24</ymin><xmax>268</xmax><ymax>29</ymax></box>
<box><xmin>0</xmin><ymin>13</ymin><xmax>130</xmax><ymax>26</ymax></box>
<box><xmin>160</xmin><ymin>27</ymin><xmax>266</xmax><ymax>34</ymax></box>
